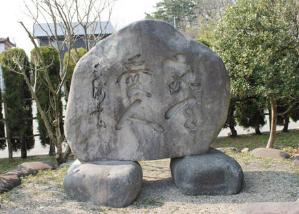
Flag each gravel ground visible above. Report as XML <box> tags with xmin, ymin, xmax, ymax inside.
<box><xmin>0</xmin><ymin>150</ymin><xmax>298</xmax><ymax>214</ymax></box>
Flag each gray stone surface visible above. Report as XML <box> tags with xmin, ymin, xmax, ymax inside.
<box><xmin>170</xmin><ymin>149</ymin><xmax>244</xmax><ymax>195</ymax></box>
<box><xmin>65</xmin><ymin>20</ymin><xmax>230</xmax><ymax>162</ymax></box>
<box><xmin>64</xmin><ymin>160</ymin><xmax>142</xmax><ymax>207</ymax></box>
<box><xmin>17</xmin><ymin>161</ymin><xmax>56</xmax><ymax>176</ymax></box>
<box><xmin>237</xmin><ymin>201</ymin><xmax>299</xmax><ymax>214</ymax></box>
<box><xmin>251</xmin><ymin>148</ymin><xmax>290</xmax><ymax>160</ymax></box>
<box><xmin>0</xmin><ymin>174</ymin><xmax>21</xmax><ymax>193</ymax></box>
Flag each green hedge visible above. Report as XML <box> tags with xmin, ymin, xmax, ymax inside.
<box><xmin>0</xmin><ymin>48</ymin><xmax>34</xmax><ymax>154</ymax></box>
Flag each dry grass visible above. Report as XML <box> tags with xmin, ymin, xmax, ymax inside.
<box><xmin>0</xmin><ymin>155</ymin><xmax>56</xmax><ymax>174</ymax></box>
<box><xmin>213</xmin><ymin>129</ymin><xmax>299</xmax><ymax>154</ymax></box>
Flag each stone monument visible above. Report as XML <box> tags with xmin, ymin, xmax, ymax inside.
<box><xmin>64</xmin><ymin>20</ymin><xmax>244</xmax><ymax>207</ymax></box>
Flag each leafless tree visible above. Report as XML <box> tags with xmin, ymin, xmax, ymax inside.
<box><xmin>16</xmin><ymin>0</ymin><xmax>115</xmax><ymax>164</ymax></box>
<box><xmin>195</xmin><ymin>0</ymin><xmax>235</xmax><ymax>21</ymax></box>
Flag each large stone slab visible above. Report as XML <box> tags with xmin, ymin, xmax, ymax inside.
<box><xmin>65</xmin><ymin>20</ymin><xmax>230</xmax><ymax>161</ymax></box>
<box><xmin>64</xmin><ymin>160</ymin><xmax>142</xmax><ymax>207</ymax></box>
<box><xmin>170</xmin><ymin>149</ymin><xmax>244</xmax><ymax>195</ymax></box>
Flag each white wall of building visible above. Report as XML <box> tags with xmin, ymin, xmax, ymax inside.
<box><xmin>0</xmin><ymin>43</ymin><xmax>4</xmax><ymax>52</ymax></box>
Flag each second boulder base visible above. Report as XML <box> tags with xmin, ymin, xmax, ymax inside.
<box><xmin>170</xmin><ymin>149</ymin><xmax>244</xmax><ymax>195</ymax></box>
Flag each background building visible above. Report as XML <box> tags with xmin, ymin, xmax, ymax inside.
<box><xmin>33</xmin><ymin>21</ymin><xmax>114</xmax><ymax>56</ymax></box>
<box><xmin>0</xmin><ymin>38</ymin><xmax>15</xmax><ymax>90</ymax></box>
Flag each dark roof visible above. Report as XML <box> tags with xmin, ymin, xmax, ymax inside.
<box><xmin>33</xmin><ymin>21</ymin><xmax>115</xmax><ymax>38</ymax></box>
<box><xmin>0</xmin><ymin>37</ymin><xmax>15</xmax><ymax>47</ymax></box>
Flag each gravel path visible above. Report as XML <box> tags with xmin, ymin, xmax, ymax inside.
<box><xmin>0</xmin><ymin>150</ymin><xmax>298</xmax><ymax>214</ymax></box>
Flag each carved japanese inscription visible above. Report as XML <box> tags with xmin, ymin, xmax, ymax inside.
<box><xmin>115</xmin><ymin>54</ymin><xmax>163</xmax><ymax>133</ymax></box>
<box><xmin>91</xmin><ymin>63</ymin><xmax>106</xmax><ymax>129</ymax></box>
<box><xmin>65</xmin><ymin>20</ymin><xmax>230</xmax><ymax>162</ymax></box>
<box><xmin>164</xmin><ymin>54</ymin><xmax>202</xmax><ymax>134</ymax></box>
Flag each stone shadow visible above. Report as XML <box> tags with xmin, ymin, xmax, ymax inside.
<box><xmin>134</xmin><ymin>170</ymin><xmax>299</xmax><ymax>208</ymax></box>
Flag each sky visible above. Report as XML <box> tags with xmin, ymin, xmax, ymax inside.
<box><xmin>0</xmin><ymin>0</ymin><xmax>160</xmax><ymax>54</ymax></box>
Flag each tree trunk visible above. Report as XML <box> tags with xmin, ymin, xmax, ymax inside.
<box><xmin>266</xmin><ymin>97</ymin><xmax>277</xmax><ymax>148</ymax></box>
<box><xmin>59</xmin><ymin>60</ymin><xmax>69</xmax><ymax>103</ymax></box>
<box><xmin>53</xmin><ymin>93</ymin><xmax>66</xmax><ymax>165</ymax></box>
<box><xmin>255</xmin><ymin>126</ymin><xmax>262</xmax><ymax>135</ymax></box>
<box><xmin>49</xmin><ymin>142</ymin><xmax>56</xmax><ymax>156</ymax></box>
<box><xmin>227</xmin><ymin>101</ymin><xmax>237</xmax><ymax>137</ymax></box>
<box><xmin>20</xmin><ymin>136</ymin><xmax>27</xmax><ymax>159</ymax></box>
<box><xmin>268</xmin><ymin>107</ymin><xmax>272</xmax><ymax>130</ymax></box>
<box><xmin>22</xmin><ymin>75</ymin><xmax>56</xmax><ymax>145</ymax></box>
<box><xmin>3</xmin><ymin>100</ymin><xmax>12</xmax><ymax>159</ymax></box>
<box><xmin>55</xmin><ymin>142</ymin><xmax>64</xmax><ymax>165</ymax></box>
<box><xmin>63</xmin><ymin>144</ymin><xmax>72</xmax><ymax>162</ymax></box>
<box><xmin>229</xmin><ymin>126</ymin><xmax>238</xmax><ymax>137</ymax></box>
<box><xmin>282</xmin><ymin>115</ymin><xmax>289</xmax><ymax>132</ymax></box>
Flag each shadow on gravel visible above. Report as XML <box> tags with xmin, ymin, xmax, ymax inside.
<box><xmin>134</xmin><ymin>170</ymin><xmax>298</xmax><ymax>207</ymax></box>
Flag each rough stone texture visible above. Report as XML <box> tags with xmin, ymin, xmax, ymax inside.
<box><xmin>237</xmin><ymin>202</ymin><xmax>299</xmax><ymax>214</ymax></box>
<box><xmin>64</xmin><ymin>160</ymin><xmax>142</xmax><ymax>207</ymax></box>
<box><xmin>65</xmin><ymin>20</ymin><xmax>230</xmax><ymax>162</ymax></box>
<box><xmin>251</xmin><ymin>148</ymin><xmax>290</xmax><ymax>160</ymax></box>
<box><xmin>0</xmin><ymin>174</ymin><xmax>21</xmax><ymax>193</ymax></box>
<box><xmin>66</xmin><ymin>159</ymin><xmax>81</xmax><ymax>174</ymax></box>
<box><xmin>17</xmin><ymin>161</ymin><xmax>56</xmax><ymax>176</ymax></box>
<box><xmin>170</xmin><ymin>149</ymin><xmax>244</xmax><ymax>195</ymax></box>
<box><xmin>294</xmin><ymin>159</ymin><xmax>299</xmax><ymax>166</ymax></box>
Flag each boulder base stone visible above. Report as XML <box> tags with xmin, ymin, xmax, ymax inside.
<box><xmin>251</xmin><ymin>148</ymin><xmax>290</xmax><ymax>160</ymax></box>
<box><xmin>64</xmin><ymin>160</ymin><xmax>142</xmax><ymax>207</ymax></box>
<box><xmin>170</xmin><ymin>149</ymin><xmax>244</xmax><ymax>195</ymax></box>
<box><xmin>65</xmin><ymin>20</ymin><xmax>230</xmax><ymax>162</ymax></box>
